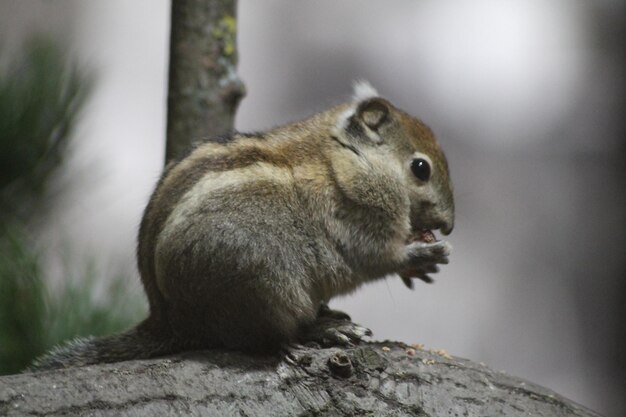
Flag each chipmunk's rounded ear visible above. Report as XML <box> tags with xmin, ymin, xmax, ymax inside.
<box><xmin>332</xmin><ymin>81</ymin><xmax>391</xmax><ymax>147</ymax></box>
<box><xmin>356</xmin><ymin>98</ymin><xmax>390</xmax><ymax>131</ymax></box>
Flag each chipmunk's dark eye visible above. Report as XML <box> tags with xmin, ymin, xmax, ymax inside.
<box><xmin>411</xmin><ymin>158</ymin><xmax>431</xmax><ymax>181</ymax></box>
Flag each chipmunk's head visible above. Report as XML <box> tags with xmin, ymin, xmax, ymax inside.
<box><xmin>332</xmin><ymin>81</ymin><xmax>454</xmax><ymax>237</ymax></box>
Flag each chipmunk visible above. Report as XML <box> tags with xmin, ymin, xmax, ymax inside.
<box><xmin>32</xmin><ymin>81</ymin><xmax>454</xmax><ymax>370</ymax></box>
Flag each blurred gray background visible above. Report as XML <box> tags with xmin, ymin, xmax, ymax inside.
<box><xmin>2</xmin><ymin>1</ymin><xmax>624</xmax><ymax>415</ymax></box>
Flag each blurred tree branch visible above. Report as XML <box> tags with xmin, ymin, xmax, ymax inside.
<box><xmin>165</xmin><ymin>0</ymin><xmax>245</xmax><ymax>163</ymax></box>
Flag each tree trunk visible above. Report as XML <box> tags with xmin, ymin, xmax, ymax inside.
<box><xmin>165</xmin><ymin>0</ymin><xmax>245</xmax><ymax>163</ymax></box>
<box><xmin>0</xmin><ymin>342</ymin><xmax>602</xmax><ymax>416</ymax></box>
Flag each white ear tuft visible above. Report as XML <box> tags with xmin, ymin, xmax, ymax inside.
<box><xmin>352</xmin><ymin>80</ymin><xmax>379</xmax><ymax>102</ymax></box>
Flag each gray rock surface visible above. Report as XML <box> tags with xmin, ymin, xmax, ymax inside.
<box><xmin>0</xmin><ymin>342</ymin><xmax>602</xmax><ymax>417</ymax></box>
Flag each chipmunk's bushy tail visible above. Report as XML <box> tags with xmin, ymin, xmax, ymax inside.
<box><xmin>29</xmin><ymin>319</ymin><xmax>177</xmax><ymax>371</ymax></box>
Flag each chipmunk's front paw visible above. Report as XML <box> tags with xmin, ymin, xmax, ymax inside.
<box><xmin>300</xmin><ymin>318</ymin><xmax>372</xmax><ymax>347</ymax></box>
<box><xmin>406</xmin><ymin>240</ymin><xmax>451</xmax><ymax>263</ymax></box>
<box><xmin>399</xmin><ymin>240</ymin><xmax>452</xmax><ymax>287</ymax></box>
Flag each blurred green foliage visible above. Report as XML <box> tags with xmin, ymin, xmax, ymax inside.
<box><xmin>0</xmin><ymin>38</ymin><xmax>145</xmax><ymax>375</ymax></box>
<box><xmin>0</xmin><ymin>37</ymin><xmax>89</xmax><ymax>223</ymax></box>
<box><xmin>0</xmin><ymin>224</ymin><xmax>145</xmax><ymax>375</ymax></box>
<box><xmin>0</xmin><ymin>224</ymin><xmax>46</xmax><ymax>374</ymax></box>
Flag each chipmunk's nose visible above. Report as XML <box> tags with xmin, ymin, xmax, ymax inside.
<box><xmin>435</xmin><ymin>208</ymin><xmax>454</xmax><ymax>236</ymax></box>
<box><xmin>441</xmin><ymin>221</ymin><xmax>454</xmax><ymax>236</ymax></box>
